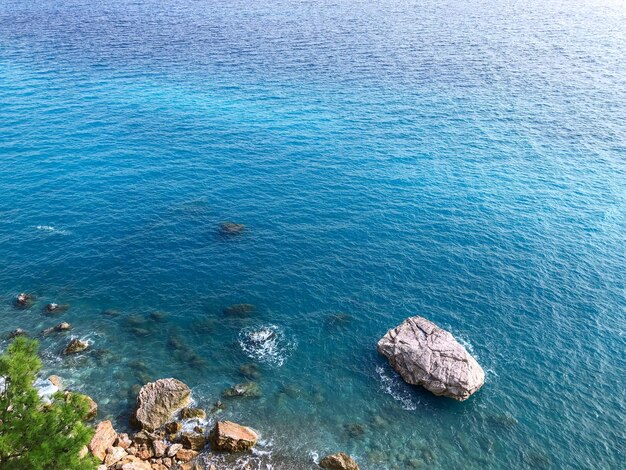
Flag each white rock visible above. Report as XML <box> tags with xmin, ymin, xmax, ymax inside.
<box><xmin>377</xmin><ymin>316</ymin><xmax>485</xmax><ymax>401</ymax></box>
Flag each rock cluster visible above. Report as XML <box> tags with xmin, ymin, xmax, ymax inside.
<box><xmin>377</xmin><ymin>315</ymin><xmax>485</xmax><ymax>400</ymax></box>
<box><xmin>86</xmin><ymin>378</ymin><xmax>263</xmax><ymax>469</ymax></box>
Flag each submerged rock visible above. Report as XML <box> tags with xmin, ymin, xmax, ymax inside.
<box><xmin>239</xmin><ymin>363</ymin><xmax>261</xmax><ymax>380</ymax></box>
<box><xmin>134</xmin><ymin>378</ymin><xmax>191</xmax><ymax>431</ymax></box>
<box><xmin>222</xmin><ymin>382</ymin><xmax>261</xmax><ymax>398</ymax></box>
<box><xmin>218</xmin><ymin>221</ymin><xmax>245</xmax><ymax>236</ymax></box>
<box><xmin>45</xmin><ymin>303</ymin><xmax>69</xmax><ymax>314</ymax></box>
<box><xmin>180</xmin><ymin>407</ymin><xmax>206</xmax><ymax>420</ymax></box>
<box><xmin>8</xmin><ymin>328</ymin><xmax>27</xmax><ymax>339</ymax></box>
<box><xmin>15</xmin><ymin>293</ymin><xmax>34</xmax><ymax>308</ymax></box>
<box><xmin>377</xmin><ymin>315</ymin><xmax>485</xmax><ymax>401</ymax></box>
<box><xmin>320</xmin><ymin>452</ymin><xmax>359</xmax><ymax>470</ymax></box>
<box><xmin>41</xmin><ymin>321</ymin><xmax>72</xmax><ymax>336</ymax></box>
<box><xmin>209</xmin><ymin>421</ymin><xmax>257</xmax><ymax>452</ymax></box>
<box><xmin>223</xmin><ymin>303</ymin><xmax>255</xmax><ymax>316</ymax></box>
<box><xmin>64</xmin><ymin>338</ymin><xmax>89</xmax><ymax>355</ymax></box>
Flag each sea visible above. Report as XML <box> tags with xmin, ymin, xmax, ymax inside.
<box><xmin>0</xmin><ymin>0</ymin><xmax>625</xmax><ymax>468</ymax></box>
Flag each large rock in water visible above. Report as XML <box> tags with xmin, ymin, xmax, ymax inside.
<box><xmin>320</xmin><ymin>452</ymin><xmax>359</xmax><ymax>470</ymax></box>
<box><xmin>377</xmin><ymin>316</ymin><xmax>485</xmax><ymax>401</ymax></box>
<box><xmin>210</xmin><ymin>421</ymin><xmax>258</xmax><ymax>452</ymax></box>
<box><xmin>134</xmin><ymin>378</ymin><xmax>191</xmax><ymax>431</ymax></box>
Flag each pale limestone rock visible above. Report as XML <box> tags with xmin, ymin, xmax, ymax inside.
<box><xmin>377</xmin><ymin>316</ymin><xmax>484</xmax><ymax>401</ymax></box>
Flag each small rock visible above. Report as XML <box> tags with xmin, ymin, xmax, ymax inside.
<box><xmin>41</xmin><ymin>322</ymin><xmax>72</xmax><ymax>336</ymax></box>
<box><xmin>152</xmin><ymin>439</ymin><xmax>167</xmax><ymax>457</ymax></box>
<box><xmin>180</xmin><ymin>407</ymin><xmax>206</xmax><ymax>420</ymax></box>
<box><xmin>102</xmin><ymin>308</ymin><xmax>120</xmax><ymax>317</ymax></box>
<box><xmin>166</xmin><ymin>443</ymin><xmax>182</xmax><ymax>457</ymax></box>
<box><xmin>8</xmin><ymin>328</ymin><xmax>27</xmax><ymax>339</ymax></box>
<box><xmin>48</xmin><ymin>375</ymin><xmax>63</xmax><ymax>388</ymax></box>
<box><xmin>15</xmin><ymin>293</ymin><xmax>34</xmax><ymax>308</ymax></box>
<box><xmin>64</xmin><ymin>338</ymin><xmax>89</xmax><ymax>355</ymax></box>
<box><xmin>88</xmin><ymin>420</ymin><xmax>117</xmax><ymax>462</ymax></box>
<box><xmin>175</xmin><ymin>448</ymin><xmax>198</xmax><ymax>462</ymax></box>
<box><xmin>104</xmin><ymin>446</ymin><xmax>128</xmax><ymax>466</ymax></box>
<box><xmin>209</xmin><ymin>421</ymin><xmax>258</xmax><ymax>453</ymax></box>
<box><xmin>180</xmin><ymin>432</ymin><xmax>206</xmax><ymax>451</ymax></box>
<box><xmin>45</xmin><ymin>303</ymin><xmax>69</xmax><ymax>314</ymax></box>
<box><xmin>218</xmin><ymin>221</ymin><xmax>245</xmax><ymax>236</ymax></box>
<box><xmin>116</xmin><ymin>433</ymin><xmax>133</xmax><ymax>449</ymax></box>
<box><xmin>209</xmin><ymin>400</ymin><xmax>226</xmax><ymax>414</ymax></box>
<box><xmin>164</xmin><ymin>421</ymin><xmax>182</xmax><ymax>434</ymax></box>
<box><xmin>222</xmin><ymin>382</ymin><xmax>261</xmax><ymax>398</ymax></box>
<box><xmin>319</xmin><ymin>452</ymin><xmax>360</xmax><ymax>470</ymax></box>
<box><xmin>132</xmin><ymin>431</ymin><xmax>154</xmax><ymax>446</ymax></box>
<box><xmin>136</xmin><ymin>446</ymin><xmax>153</xmax><ymax>460</ymax></box>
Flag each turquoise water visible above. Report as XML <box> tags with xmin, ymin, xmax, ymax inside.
<box><xmin>1</xmin><ymin>0</ymin><xmax>625</xmax><ymax>468</ymax></box>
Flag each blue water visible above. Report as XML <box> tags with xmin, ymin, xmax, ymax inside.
<box><xmin>1</xmin><ymin>0</ymin><xmax>625</xmax><ymax>468</ymax></box>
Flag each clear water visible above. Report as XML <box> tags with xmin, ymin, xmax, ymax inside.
<box><xmin>1</xmin><ymin>0</ymin><xmax>625</xmax><ymax>468</ymax></box>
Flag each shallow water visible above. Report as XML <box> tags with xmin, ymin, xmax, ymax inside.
<box><xmin>1</xmin><ymin>0</ymin><xmax>625</xmax><ymax>468</ymax></box>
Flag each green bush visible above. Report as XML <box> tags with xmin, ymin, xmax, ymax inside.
<box><xmin>0</xmin><ymin>337</ymin><xmax>97</xmax><ymax>469</ymax></box>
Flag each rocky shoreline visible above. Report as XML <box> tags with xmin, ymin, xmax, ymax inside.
<box><xmin>8</xmin><ymin>292</ymin><xmax>485</xmax><ymax>470</ymax></box>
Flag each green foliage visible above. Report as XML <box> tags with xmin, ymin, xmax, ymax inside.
<box><xmin>0</xmin><ymin>337</ymin><xmax>97</xmax><ymax>469</ymax></box>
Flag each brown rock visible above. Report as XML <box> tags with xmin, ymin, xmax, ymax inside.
<box><xmin>152</xmin><ymin>439</ymin><xmax>167</xmax><ymax>457</ymax></box>
<box><xmin>166</xmin><ymin>443</ymin><xmax>182</xmax><ymax>457</ymax></box>
<box><xmin>64</xmin><ymin>338</ymin><xmax>89</xmax><ymax>355</ymax></box>
<box><xmin>319</xmin><ymin>452</ymin><xmax>359</xmax><ymax>470</ymax></box>
<box><xmin>137</xmin><ymin>445</ymin><xmax>154</xmax><ymax>460</ymax></box>
<box><xmin>134</xmin><ymin>378</ymin><xmax>191</xmax><ymax>431</ymax></box>
<box><xmin>88</xmin><ymin>420</ymin><xmax>117</xmax><ymax>462</ymax></box>
<box><xmin>163</xmin><ymin>421</ymin><xmax>181</xmax><ymax>434</ymax></box>
<box><xmin>132</xmin><ymin>431</ymin><xmax>154</xmax><ymax>446</ymax></box>
<box><xmin>180</xmin><ymin>432</ymin><xmax>206</xmax><ymax>451</ymax></box>
<box><xmin>121</xmin><ymin>461</ymin><xmax>152</xmax><ymax>470</ymax></box>
<box><xmin>47</xmin><ymin>375</ymin><xmax>63</xmax><ymax>388</ymax></box>
<box><xmin>175</xmin><ymin>448</ymin><xmax>198</xmax><ymax>462</ymax></box>
<box><xmin>162</xmin><ymin>457</ymin><xmax>172</xmax><ymax>467</ymax></box>
<box><xmin>104</xmin><ymin>446</ymin><xmax>128</xmax><ymax>467</ymax></box>
<box><xmin>116</xmin><ymin>433</ymin><xmax>132</xmax><ymax>449</ymax></box>
<box><xmin>180</xmin><ymin>407</ymin><xmax>206</xmax><ymax>420</ymax></box>
<box><xmin>209</xmin><ymin>421</ymin><xmax>258</xmax><ymax>453</ymax></box>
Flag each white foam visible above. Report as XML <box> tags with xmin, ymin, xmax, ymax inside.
<box><xmin>36</xmin><ymin>225</ymin><xmax>70</xmax><ymax>235</ymax></box>
<box><xmin>376</xmin><ymin>365</ymin><xmax>418</xmax><ymax>411</ymax></box>
<box><xmin>238</xmin><ymin>325</ymin><xmax>296</xmax><ymax>367</ymax></box>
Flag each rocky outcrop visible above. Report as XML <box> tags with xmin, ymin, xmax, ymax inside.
<box><xmin>41</xmin><ymin>322</ymin><xmax>72</xmax><ymax>336</ymax></box>
<box><xmin>64</xmin><ymin>338</ymin><xmax>89</xmax><ymax>355</ymax></box>
<box><xmin>320</xmin><ymin>452</ymin><xmax>359</xmax><ymax>470</ymax></box>
<box><xmin>134</xmin><ymin>378</ymin><xmax>191</xmax><ymax>431</ymax></box>
<box><xmin>209</xmin><ymin>421</ymin><xmax>258</xmax><ymax>452</ymax></box>
<box><xmin>377</xmin><ymin>316</ymin><xmax>485</xmax><ymax>401</ymax></box>
<box><xmin>15</xmin><ymin>293</ymin><xmax>34</xmax><ymax>308</ymax></box>
<box><xmin>89</xmin><ymin>420</ymin><xmax>117</xmax><ymax>461</ymax></box>
<box><xmin>45</xmin><ymin>303</ymin><xmax>69</xmax><ymax>314</ymax></box>
<box><xmin>222</xmin><ymin>382</ymin><xmax>261</xmax><ymax>398</ymax></box>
